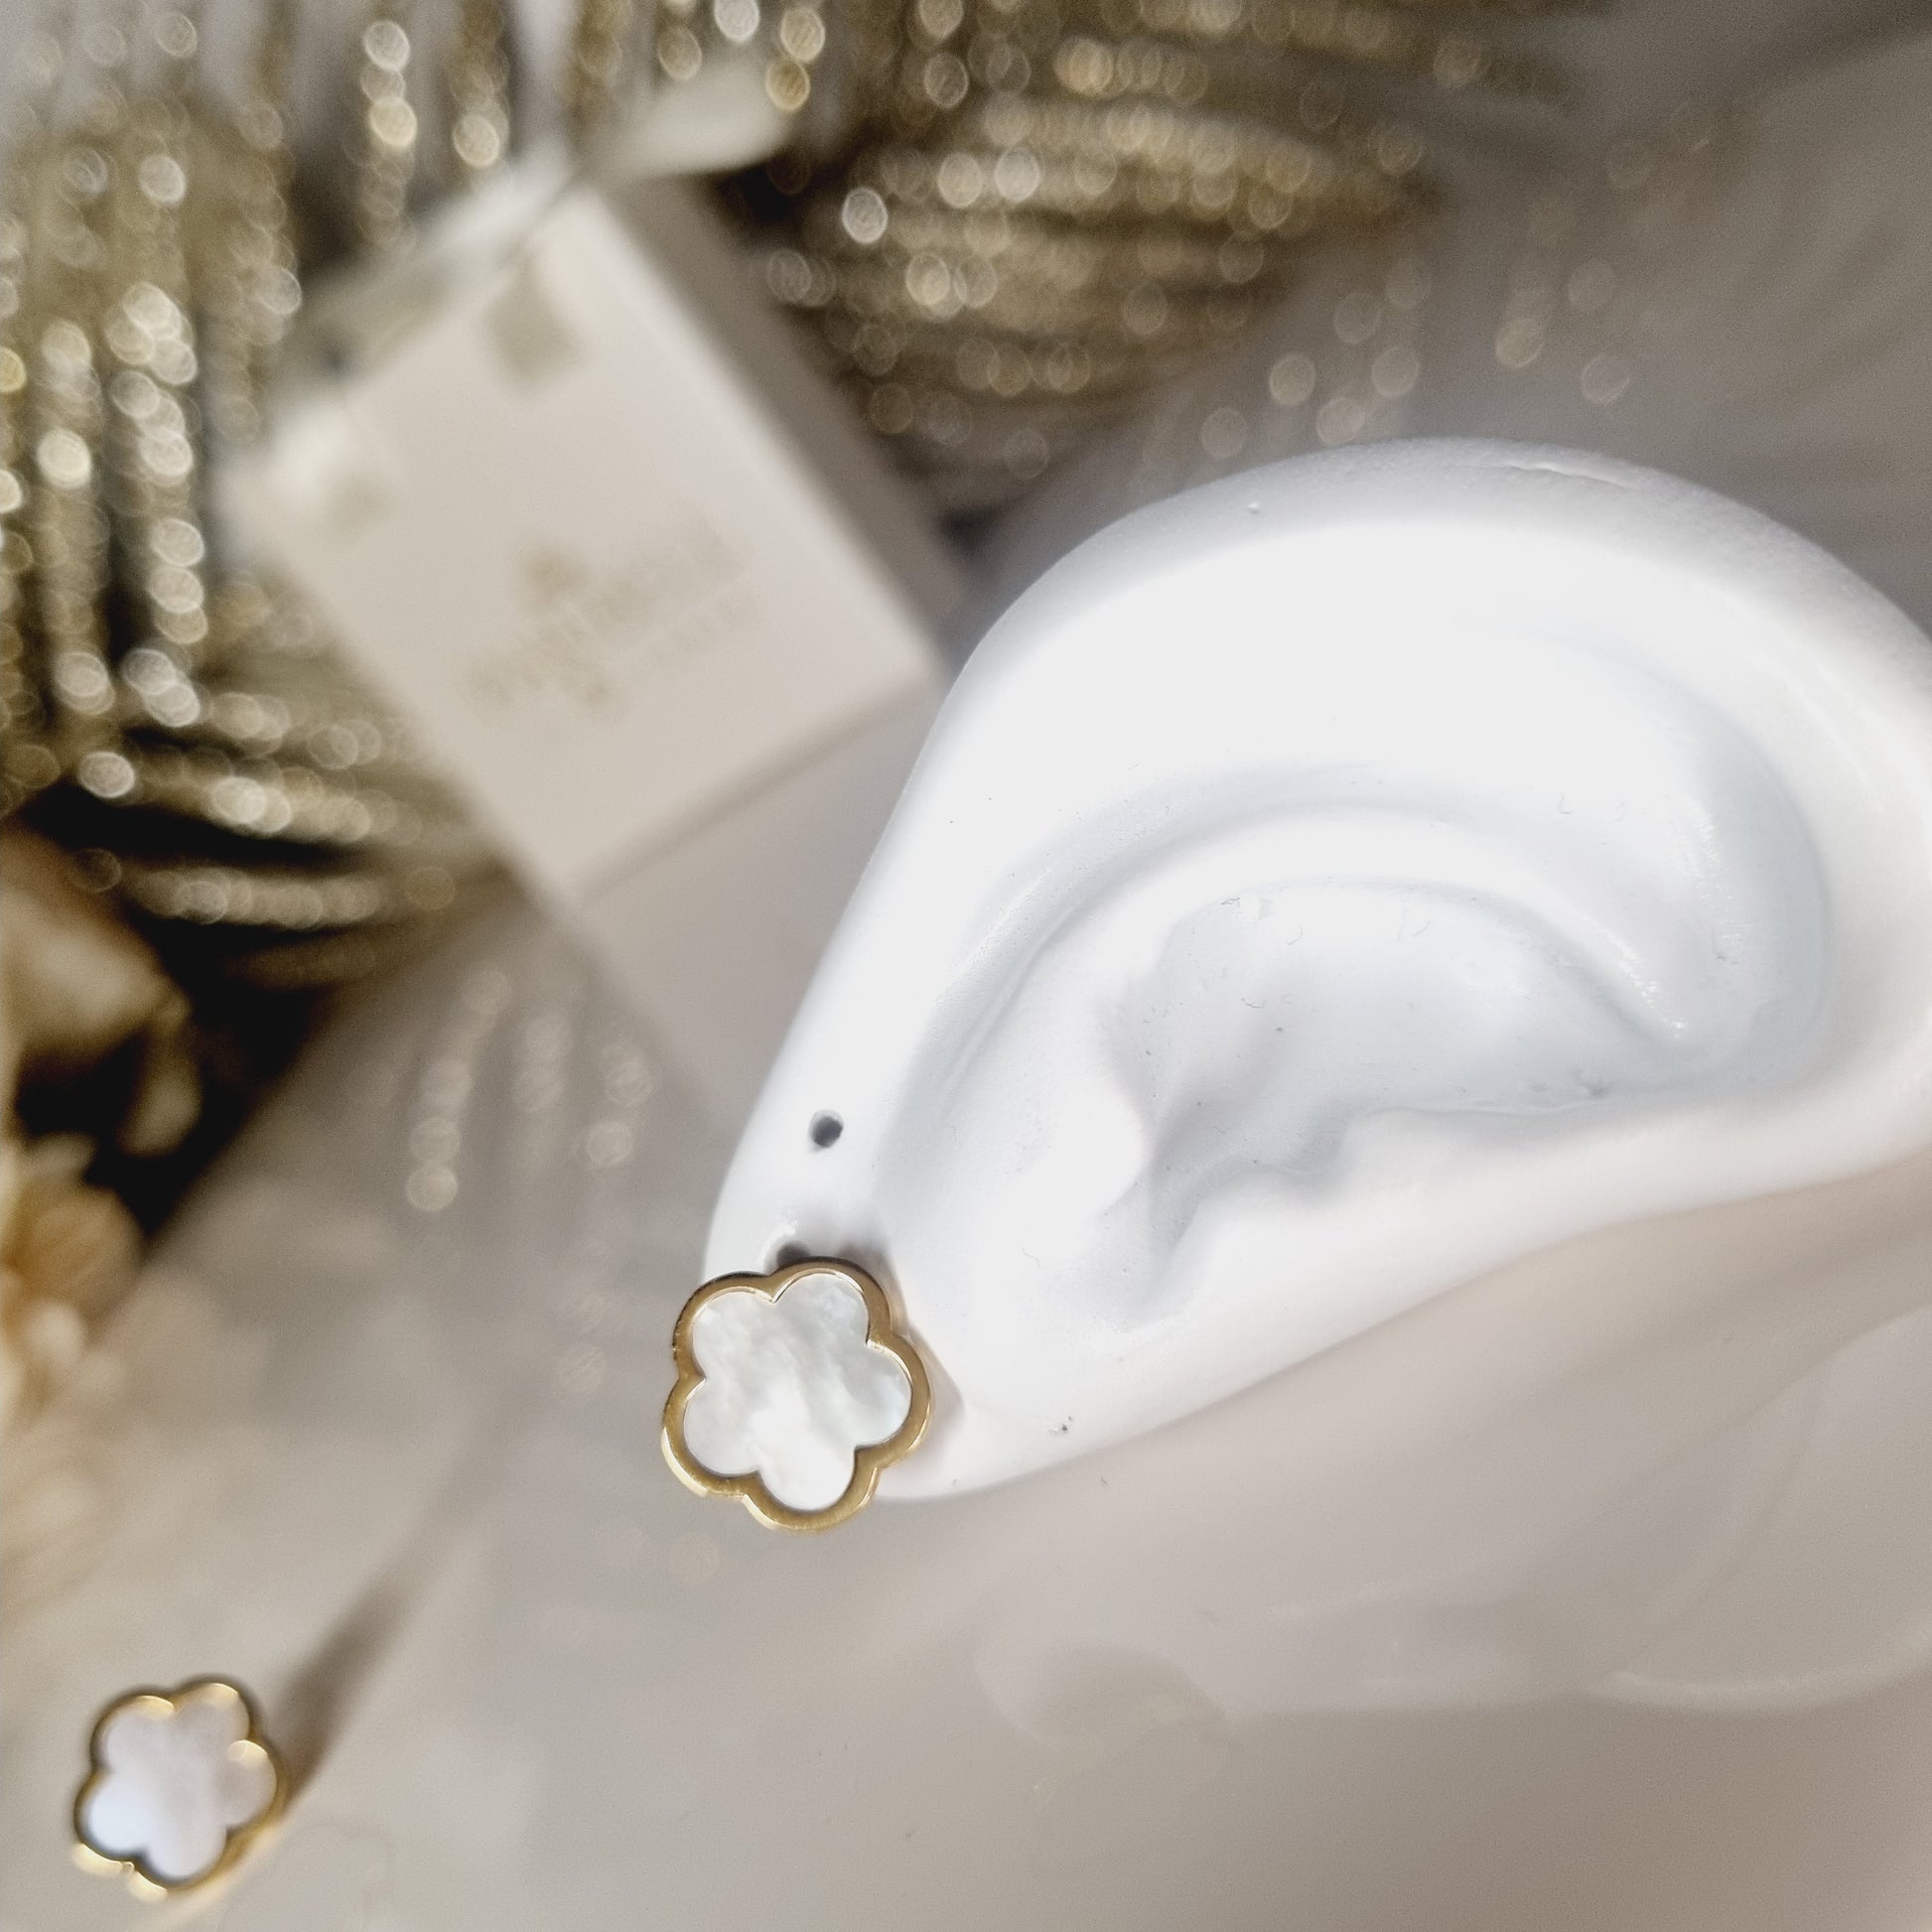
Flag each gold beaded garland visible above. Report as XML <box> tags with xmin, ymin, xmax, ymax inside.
<box><xmin>0</xmin><ymin>5</ymin><xmax>488</xmax><ymax>979</ymax></box>
<box><xmin>730</xmin><ymin>0</ymin><xmax>1576</xmax><ymax>508</ymax></box>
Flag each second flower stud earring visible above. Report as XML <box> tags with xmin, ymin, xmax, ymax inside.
<box><xmin>72</xmin><ymin>1678</ymin><xmax>285</xmax><ymax>1896</ymax></box>
<box><xmin>662</xmin><ymin>1257</ymin><xmax>931</xmax><ymax>1530</ymax></box>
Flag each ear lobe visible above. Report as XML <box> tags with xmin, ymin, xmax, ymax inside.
<box><xmin>707</xmin><ymin>442</ymin><xmax>1932</xmax><ymax>1502</ymax></box>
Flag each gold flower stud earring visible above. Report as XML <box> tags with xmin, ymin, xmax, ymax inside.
<box><xmin>662</xmin><ymin>1257</ymin><xmax>931</xmax><ymax>1530</ymax></box>
<box><xmin>73</xmin><ymin>1678</ymin><xmax>285</xmax><ymax>1896</ymax></box>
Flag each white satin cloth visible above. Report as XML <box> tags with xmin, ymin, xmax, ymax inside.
<box><xmin>8</xmin><ymin>891</ymin><xmax>1932</xmax><ymax>1928</ymax></box>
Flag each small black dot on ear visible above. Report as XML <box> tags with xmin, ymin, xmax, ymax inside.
<box><xmin>809</xmin><ymin>1112</ymin><xmax>844</xmax><ymax>1149</ymax></box>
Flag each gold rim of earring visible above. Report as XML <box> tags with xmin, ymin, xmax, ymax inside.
<box><xmin>662</xmin><ymin>1256</ymin><xmax>932</xmax><ymax>1532</ymax></box>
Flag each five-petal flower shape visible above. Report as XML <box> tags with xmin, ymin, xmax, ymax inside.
<box><xmin>74</xmin><ymin>1679</ymin><xmax>283</xmax><ymax>1892</ymax></box>
<box><xmin>662</xmin><ymin>1258</ymin><xmax>931</xmax><ymax>1529</ymax></box>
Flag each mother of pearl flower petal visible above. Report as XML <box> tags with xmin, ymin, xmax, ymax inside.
<box><xmin>74</xmin><ymin>1679</ymin><xmax>283</xmax><ymax>1891</ymax></box>
<box><xmin>663</xmin><ymin>1260</ymin><xmax>930</xmax><ymax>1529</ymax></box>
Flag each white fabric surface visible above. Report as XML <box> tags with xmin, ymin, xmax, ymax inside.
<box><xmin>9</xmin><ymin>899</ymin><xmax>1932</xmax><ymax>1927</ymax></box>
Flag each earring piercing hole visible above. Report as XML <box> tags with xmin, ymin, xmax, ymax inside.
<box><xmin>809</xmin><ymin>1112</ymin><xmax>844</xmax><ymax>1149</ymax></box>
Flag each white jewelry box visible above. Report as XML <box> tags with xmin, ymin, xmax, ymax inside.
<box><xmin>231</xmin><ymin>175</ymin><xmax>961</xmax><ymax>1129</ymax></box>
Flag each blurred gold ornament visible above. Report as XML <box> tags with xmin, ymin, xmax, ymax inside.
<box><xmin>567</xmin><ymin>0</ymin><xmax>641</xmax><ymax>140</ymax></box>
<box><xmin>446</xmin><ymin>0</ymin><xmax>513</xmax><ymax>187</ymax></box>
<box><xmin>0</xmin><ymin>1135</ymin><xmax>141</xmax><ymax>1432</ymax></box>
<box><xmin>0</xmin><ymin>829</ymin><xmax>198</xmax><ymax>1146</ymax></box>
<box><xmin>0</xmin><ymin>827</ymin><xmax>195</xmax><ymax>1433</ymax></box>
<box><xmin>732</xmin><ymin>0</ymin><xmax>1584</xmax><ymax>509</ymax></box>
<box><xmin>352</xmin><ymin>2</ymin><xmax>421</xmax><ymax>250</ymax></box>
<box><xmin>0</xmin><ymin>8</ymin><xmax>488</xmax><ymax>991</ymax></box>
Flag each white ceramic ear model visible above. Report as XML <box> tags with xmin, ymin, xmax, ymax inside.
<box><xmin>707</xmin><ymin>441</ymin><xmax>1932</xmax><ymax>1500</ymax></box>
